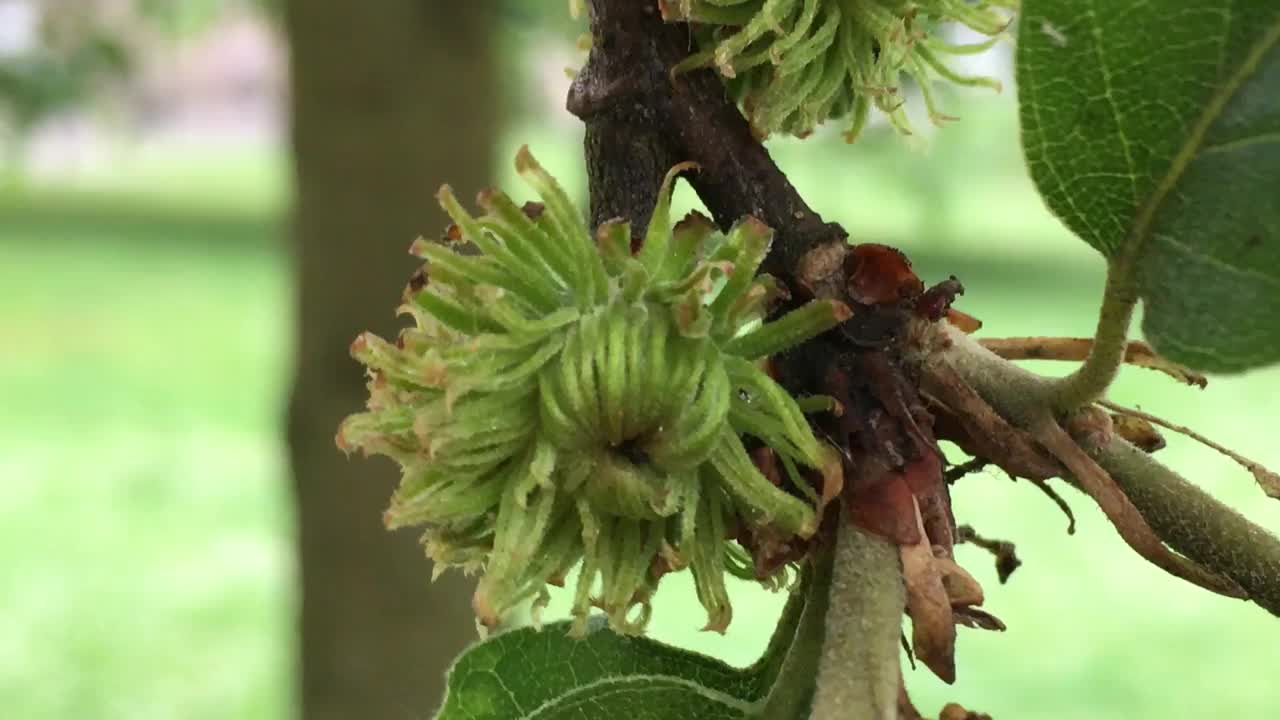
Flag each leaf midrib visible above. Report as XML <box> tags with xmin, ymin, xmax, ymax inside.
<box><xmin>520</xmin><ymin>673</ymin><xmax>761</xmax><ymax>719</ymax></box>
<box><xmin>1120</xmin><ymin>15</ymin><xmax>1280</xmax><ymax>270</ymax></box>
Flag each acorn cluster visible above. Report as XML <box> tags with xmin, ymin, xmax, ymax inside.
<box><xmin>663</xmin><ymin>0</ymin><xmax>1014</xmax><ymax>139</ymax></box>
<box><xmin>338</xmin><ymin>148</ymin><xmax>844</xmax><ymax>634</ymax></box>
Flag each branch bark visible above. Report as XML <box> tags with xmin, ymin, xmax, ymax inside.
<box><xmin>568</xmin><ymin>0</ymin><xmax>845</xmax><ymax>284</ymax></box>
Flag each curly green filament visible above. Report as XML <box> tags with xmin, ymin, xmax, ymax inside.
<box><xmin>665</xmin><ymin>0</ymin><xmax>1014</xmax><ymax>139</ymax></box>
<box><xmin>338</xmin><ymin>147</ymin><xmax>845</xmax><ymax>635</ymax></box>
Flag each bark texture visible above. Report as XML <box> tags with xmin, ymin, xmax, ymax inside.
<box><xmin>568</xmin><ymin>0</ymin><xmax>845</xmax><ymax>282</ymax></box>
<box><xmin>284</xmin><ymin>3</ymin><xmax>496</xmax><ymax>717</ymax></box>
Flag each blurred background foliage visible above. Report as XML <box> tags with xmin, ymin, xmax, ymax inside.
<box><xmin>1</xmin><ymin>1</ymin><xmax>1278</xmax><ymax>719</ymax></box>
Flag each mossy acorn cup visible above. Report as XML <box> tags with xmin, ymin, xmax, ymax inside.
<box><xmin>338</xmin><ymin>147</ymin><xmax>845</xmax><ymax>634</ymax></box>
<box><xmin>663</xmin><ymin>0</ymin><xmax>1015</xmax><ymax>140</ymax></box>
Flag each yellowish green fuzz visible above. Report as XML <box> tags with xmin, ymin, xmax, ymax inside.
<box><xmin>663</xmin><ymin>0</ymin><xmax>1014</xmax><ymax>140</ymax></box>
<box><xmin>338</xmin><ymin>147</ymin><xmax>845</xmax><ymax>635</ymax></box>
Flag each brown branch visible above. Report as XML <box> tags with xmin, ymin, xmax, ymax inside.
<box><xmin>920</xmin><ymin>359</ymin><xmax>1060</xmax><ymax>480</ymax></box>
<box><xmin>570</xmin><ymin>12</ymin><xmax>952</xmax><ymax>717</ymax></box>
<box><xmin>568</xmin><ymin>0</ymin><xmax>846</xmax><ymax>288</ymax></box>
<box><xmin>567</xmin><ymin>12</ymin><xmax>884</xmax><ymax>706</ymax></box>
<box><xmin>567</xmin><ymin>2</ymin><xmax>683</xmax><ymax>234</ymax></box>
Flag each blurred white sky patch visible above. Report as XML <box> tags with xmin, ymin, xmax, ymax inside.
<box><xmin>8</xmin><ymin>7</ymin><xmax>1015</xmax><ymax>180</ymax></box>
<box><xmin>13</xmin><ymin>6</ymin><xmax>285</xmax><ymax>181</ymax></box>
<box><xmin>0</xmin><ymin>0</ymin><xmax>39</xmax><ymax>57</ymax></box>
<box><xmin>131</xmin><ymin>12</ymin><xmax>284</xmax><ymax>143</ymax></box>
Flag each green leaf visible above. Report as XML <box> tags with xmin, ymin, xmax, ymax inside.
<box><xmin>434</xmin><ymin>556</ymin><xmax>835</xmax><ymax>720</ymax></box>
<box><xmin>1017</xmin><ymin>1</ymin><xmax>1280</xmax><ymax>372</ymax></box>
<box><xmin>435</xmin><ymin>618</ymin><xmax>769</xmax><ymax>720</ymax></box>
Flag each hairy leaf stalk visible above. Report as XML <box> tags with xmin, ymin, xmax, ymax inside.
<box><xmin>810</xmin><ymin>521</ymin><xmax>905</xmax><ymax>720</ymax></box>
<box><xmin>1051</xmin><ymin>262</ymin><xmax>1138</xmax><ymax>412</ymax></box>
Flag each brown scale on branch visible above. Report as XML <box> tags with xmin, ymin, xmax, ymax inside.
<box><xmin>771</xmin><ymin>247</ymin><xmax>1007</xmax><ymax>684</ymax></box>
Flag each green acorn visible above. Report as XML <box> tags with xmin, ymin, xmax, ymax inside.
<box><xmin>338</xmin><ymin>147</ymin><xmax>846</xmax><ymax>634</ymax></box>
<box><xmin>662</xmin><ymin>0</ymin><xmax>1014</xmax><ymax>140</ymax></box>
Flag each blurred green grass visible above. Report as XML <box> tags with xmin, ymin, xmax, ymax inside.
<box><xmin>3</xmin><ymin>105</ymin><xmax>1279</xmax><ymax>719</ymax></box>
<box><xmin>0</xmin><ymin>152</ymin><xmax>291</xmax><ymax>719</ymax></box>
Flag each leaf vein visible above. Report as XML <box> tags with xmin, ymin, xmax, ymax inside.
<box><xmin>521</xmin><ymin>674</ymin><xmax>759</xmax><ymax>719</ymax></box>
<box><xmin>1150</xmin><ymin>232</ymin><xmax>1280</xmax><ymax>290</ymax></box>
<box><xmin>1024</xmin><ymin>11</ymin><xmax>1098</xmax><ymax>247</ymax></box>
<box><xmin>1122</xmin><ymin>14</ymin><xmax>1280</xmax><ymax>266</ymax></box>
<box><xmin>1200</xmin><ymin>131</ymin><xmax>1280</xmax><ymax>155</ymax></box>
<box><xmin>1085</xmin><ymin>0</ymin><xmax>1141</xmax><ymax>207</ymax></box>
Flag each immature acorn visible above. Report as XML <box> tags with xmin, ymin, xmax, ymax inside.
<box><xmin>662</xmin><ymin>0</ymin><xmax>1014</xmax><ymax>140</ymax></box>
<box><xmin>337</xmin><ymin>147</ymin><xmax>846</xmax><ymax>635</ymax></box>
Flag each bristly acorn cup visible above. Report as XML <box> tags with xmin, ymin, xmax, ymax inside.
<box><xmin>662</xmin><ymin>0</ymin><xmax>1015</xmax><ymax>140</ymax></box>
<box><xmin>338</xmin><ymin>147</ymin><xmax>847</xmax><ymax>635</ymax></box>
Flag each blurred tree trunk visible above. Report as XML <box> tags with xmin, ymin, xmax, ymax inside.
<box><xmin>284</xmin><ymin>3</ymin><xmax>496</xmax><ymax>718</ymax></box>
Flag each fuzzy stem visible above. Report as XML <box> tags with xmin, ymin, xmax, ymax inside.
<box><xmin>759</xmin><ymin>529</ymin><xmax>837</xmax><ymax>719</ymax></box>
<box><xmin>923</xmin><ymin>320</ymin><xmax>1280</xmax><ymax>617</ymax></box>
<box><xmin>1050</xmin><ymin>262</ymin><xmax>1138</xmax><ymax>412</ymax></box>
<box><xmin>810</xmin><ymin>520</ymin><xmax>905</xmax><ymax>720</ymax></box>
<box><xmin>1096</xmin><ymin>439</ymin><xmax>1280</xmax><ymax>616</ymax></box>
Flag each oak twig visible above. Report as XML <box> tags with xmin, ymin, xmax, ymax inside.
<box><xmin>568</xmin><ymin>0</ymin><xmax>845</xmax><ymax>285</ymax></box>
<box><xmin>1102</xmin><ymin>401</ymin><xmax>1280</xmax><ymax>500</ymax></box>
<box><xmin>1096</xmin><ymin>439</ymin><xmax>1280</xmax><ymax>615</ymax></box>
<box><xmin>572</xmin><ymin>10</ymin><xmax>912</xmax><ymax>717</ymax></box>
